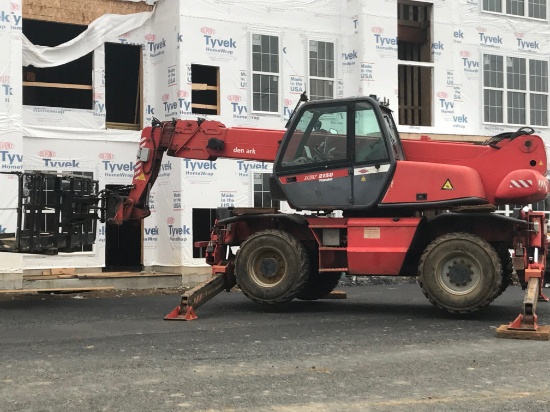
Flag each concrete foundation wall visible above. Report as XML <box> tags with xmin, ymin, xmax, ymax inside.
<box><xmin>0</xmin><ymin>273</ymin><xmax>23</xmax><ymax>290</ymax></box>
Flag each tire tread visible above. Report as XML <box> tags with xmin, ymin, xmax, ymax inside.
<box><xmin>418</xmin><ymin>232</ymin><xmax>502</xmax><ymax>314</ymax></box>
<box><xmin>236</xmin><ymin>229</ymin><xmax>310</xmax><ymax>305</ymax></box>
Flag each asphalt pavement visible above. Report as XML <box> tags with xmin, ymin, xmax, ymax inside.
<box><xmin>1</xmin><ymin>283</ymin><xmax>550</xmax><ymax>412</ymax></box>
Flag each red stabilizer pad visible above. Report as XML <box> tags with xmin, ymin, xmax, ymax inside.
<box><xmin>164</xmin><ymin>306</ymin><xmax>198</xmax><ymax>321</ymax></box>
<box><xmin>507</xmin><ymin>313</ymin><xmax>538</xmax><ymax>331</ymax></box>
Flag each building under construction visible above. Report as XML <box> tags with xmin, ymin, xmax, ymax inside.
<box><xmin>0</xmin><ymin>0</ymin><xmax>549</xmax><ymax>290</ymax></box>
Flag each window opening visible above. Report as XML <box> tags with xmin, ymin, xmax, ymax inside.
<box><xmin>105</xmin><ymin>43</ymin><xmax>142</xmax><ymax>130</ymax></box>
<box><xmin>192</xmin><ymin>208</ymin><xmax>216</xmax><ymax>258</ymax></box>
<box><xmin>104</xmin><ymin>184</ymin><xmax>142</xmax><ymax>271</ymax></box>
<box><xmin>23</xmin><ymin>20</ymin><xmax>92</xmax><ymax>110</ymax></box>
<box><xmin>191</xmin><ymin>64</ymin><xmax>220</xmax><ymax>115</ymax></box>
<box><xmin>397</xmin><ymin>0</ymin><xmax>433</xmax><ymax>126</ymax></box>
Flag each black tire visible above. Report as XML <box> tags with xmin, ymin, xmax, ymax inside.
<box><xmin>493</xmin><ymin>248</ymin><xmax>513</xmax><ymax>299</ymax></box>
<box><xmin>418</xmin><ymin>232</ymin><xmax>502</xmax><ymax>314</ymax></box>
<box><xmin>297</xmin><ymin>272</ymin><xmax>342</xmax><ymax>301</ymax></box>
<box><xmin>235</xmin><ymin>229</ymin><xmax>310</xmax><ymax>305</ymax></box>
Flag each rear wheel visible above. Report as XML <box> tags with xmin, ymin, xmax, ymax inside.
<box><xmin>235</xmin><ymin>229</ymin><xmax>310</xmax><ymax>305</ymax></box>
<box><xmin>418</xmin><ymin>232</ymin><xmax>502</xmax><ymax>314</ymax></box>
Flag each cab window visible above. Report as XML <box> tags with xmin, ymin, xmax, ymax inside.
<box><xmin>354</xmin><ymin>102</ymin><xmax>389</xmax><ymax>164</ymax></box>
<box><xmin>281</xmin><ymin>105</ymin><xmax>348</xmax><ymax>168</ymax></box>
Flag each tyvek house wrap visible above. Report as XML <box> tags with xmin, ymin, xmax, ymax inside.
<box><xmin>1</xmin><ymin>0</ymin><xmax>549</xmax><ymax>275</ymax></box>
<box><xmin>0</xmin><ymin>0</ymin><xmax>23</xmax><ymax>274</ymax></box>
<box><xmin>14</xmin><ymin>1</ymin><xmax>268</xmax><ymax>271</ymax></box>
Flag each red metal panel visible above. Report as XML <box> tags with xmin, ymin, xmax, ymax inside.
<box><xmin>167</xmin><ymin>121</ymin><xmax>283</xmax><ymax>162</ymax></box>
<box><xmin>382</xmin><ymin>161</ymin><xmax>486</xmax><ymax>204</ymax></box>
<box><xmin>401</xmin><ymin>135</ymin><xmax>548</xmax><ymax>205</ymax></box>
<box><xmin>346</xmin><ymin>217</ymin><xmax>421</xmax><ymax>275</ymax></box>
<box><xmin>307</xmin><ymin>217</ymin><xmax>348</xmax><ymax>227</ymax></box>
<box><xmin>494</xmin><ymin>169</ymin><xmax>549</xmax><ymax>204</ymax></box>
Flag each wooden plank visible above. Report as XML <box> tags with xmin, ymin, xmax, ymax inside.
<box><xmin>23</xmin><ymin>81</ymin><xmax>93</xmax><ymax>90</ymax></box>
<box><xmin>216</xmin><ymin>67</ymin><xmax>221</xmax><ymax>115</ymax></box>
<box><xmin>105</xmin><ymin>122</ymin><xmax>141</xmax><ymax>131</ymax></box>
<box><xmin>413</xmin><ymin>66</ymin><xmax>419</xmax><ymax>125</ymax></box>
<box><xmin>397</xmin><ymin>64</ymin><xmax>407</xmax><ymax>124</ymax></box>
<box><xmin>25</xmin><ymin>272</ymin><xmax>181</xmax><ymax>281</ymax></box>
<box><xmin>398</xmin><ymin>25</ymin><xmax>427</xmax><ymax>43</ymax></box>
<box><xmin>322</xmin><ymin>290</ymin><xmax>347</xmax><ymax>299</ymax></box>
<box><xmin>24</xmin><ymin>0</ymin><xmax>153</xmax><ymax>25</ymax></box>
<box><xmin>52</xmin><ymin>268</ymin><xmax>76</xmax><ymax>276</ymax></box>
<box><xmin>191</xmin><ymin>83</ymin><xmax>219</xmax><ymax>91</ymax></box>
<box><xmin>76</xmin><ymin>272</ymin><xmax>180</xmax><ymax>279</ymax></box>
<box><xmin>406</xmin><ymin>66</ymin><xmax>413</xmax><ymax>124</ymax></box>
<box><xmin>0</xmin><ymin>286</ymin><xmax>115</xmax><ymax>294</ymax></box>
<box><xmin>30</xmin><ymin>274</ymin><xmax>78</xmax><ymax>281</ymax></box>
<box><xmin>191</xmin><ymin>103</ymin><xmax>218</xmax><ymax>110</ymax></box>
<box><xmin>40</xmin><ymin>268</ymin><xmax>77</xmax><ymax>276</ymax></box>
<box><xmin>496</xmin><ymin>324</ymin><xmax>550</xmax><ymax>340</ymax></box>
<box><xmin>420</xmin><ymin>66</ymin><xmax>431</xmax><ymax>126</ymax></box>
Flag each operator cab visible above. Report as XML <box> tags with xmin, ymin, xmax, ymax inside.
<box><xmin>272</xmin><ymin>96</ymin><xmax>403</xmax><ymax>211</ymax></box>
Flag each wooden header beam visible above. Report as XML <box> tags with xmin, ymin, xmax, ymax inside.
<box><xmin>23</xmin><ymin>0</ymin><xmax>154</xmax><ymax>26</ymax></box>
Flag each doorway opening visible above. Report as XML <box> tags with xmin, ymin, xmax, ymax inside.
<box><xmin>104</xmin><ymin>184</ymin><xmax>142</xmax><ymax>272</ymax></box>
<box><xmin>192</xmin><ymin>208</ymin><xmax>216</xmax><ymax>258</ymax></box>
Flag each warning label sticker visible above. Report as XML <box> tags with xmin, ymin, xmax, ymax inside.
<box><xmin>442</xmin><ymin>179</ymin><xmax>454</xmax><ymax>190</ymax></box>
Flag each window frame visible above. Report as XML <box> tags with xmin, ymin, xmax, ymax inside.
<box><xmin>481</xmin><ymin>0</ymin><xmax>547</xmax><ymax>20</ymax></box>
<box><xmin>308</xmin><ymin>40</ymin><xmax>335</xmax><ymax>101</ymax></box>
<box><xmin>22</xmin><ymin>19</ymin><xmax>93</xmax><ymax>111</ymax></box>
<box><xmin>397</xmin><ymin>0</ymin><xmax>434</xmax><ymax>127</ymax></box>
<box><xmin>482</xmin><ymin>53</ymin><xmax>549</xmax><ymax>127</ymax></box>
<box><xmin>251</xmin><ymin>32</ymin><xmax>281</xmax><ymax>114</ymax></box>
<box><xmin>253</xmin><ymin>172</ymin><xmax>280</xmax><ymax>209</ymax></box>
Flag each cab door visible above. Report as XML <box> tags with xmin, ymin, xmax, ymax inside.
<box><xmin>352</xmin><ymin>101</ymin><xmax>394</xmax><ymax>208</ymax></box>
<box><xmin>275</xmin><ymin>103</ymin><xmax>352</xmax><ymax>210</ymax></box>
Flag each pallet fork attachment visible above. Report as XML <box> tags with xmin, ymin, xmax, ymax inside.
<box><xmin>164</xmin><ymin>264</ymin><xmax>237</xmax><ymax>321</ymax></box>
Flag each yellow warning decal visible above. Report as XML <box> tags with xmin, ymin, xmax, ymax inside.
<box><xmin>136</xmin><ymin>173</ymin><xmax>146</xmax><ymax>181</ymax></box>
<box><xmin>442</xmin><ymin>179</ymin><xmax>454</xmax><ymax>190</ymax></box>
<box><xmin>540</xmin><ymin>160</ymin><xmax>544</xmax><ymax>166</ymax></box>
<box><xmin>361</xmin><ymin>176</ymin><xmax>366</xmax><ymax>182</ymax></box>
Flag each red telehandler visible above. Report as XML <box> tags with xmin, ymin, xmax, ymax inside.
<box><xmin>108</xmin><ymin>94</ymin><xmax>550</xmax><ymax>338</ymax></box>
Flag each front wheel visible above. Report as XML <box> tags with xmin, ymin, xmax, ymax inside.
<box><xmin>418</xmin><ymin>232</ymin><xmax>502</xmax><ymax>314</ymax></box>
<box><xmin>235</xmin><ymin>229</ymin><xmax>310</xmax><ymax>305</ymax></box>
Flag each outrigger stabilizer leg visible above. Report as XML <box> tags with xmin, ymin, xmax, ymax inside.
<box><xmin>497</xmin><ymin>270</ymin><xmax>550</xmax><ymax>340</ymax></box>
<box><xmin>164</xmin><ymin>265</ymin><xmax>237</xmax><ymax>321</ymax></box>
